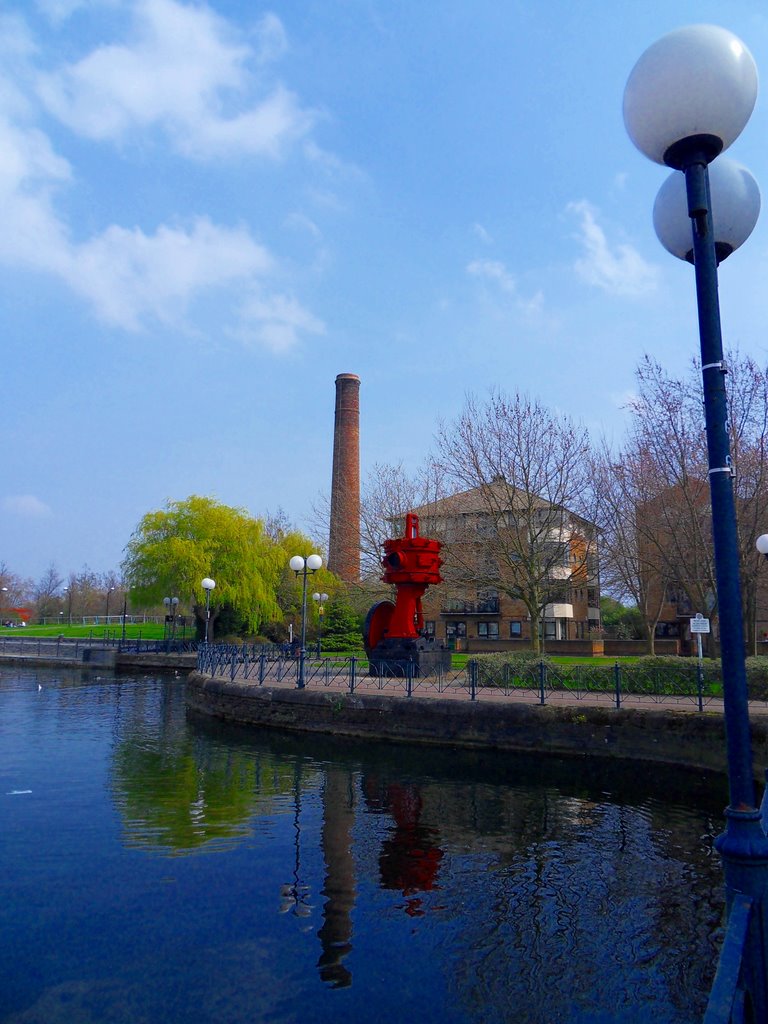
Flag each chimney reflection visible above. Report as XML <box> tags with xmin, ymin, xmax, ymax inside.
<box><xmin>317</xmin><ymin>768</ymin><xmax>356</xmax><ymax>988</ymax></box>
<box><xmin>365</xmin><ymin>778</ymin><xmax>443</xmax><ymax>917</ymax></box>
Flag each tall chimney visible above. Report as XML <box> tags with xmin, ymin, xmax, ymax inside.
<box><xmin>328</xmin><ymin>373</ymin><xmax>361</xmax><ymax>581</ymax></box>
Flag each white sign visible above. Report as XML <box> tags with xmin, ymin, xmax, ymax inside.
<box><xmin>690</xmin><ymin>613</ymin><xmax>710</xmax><ymax>634</ymax></box>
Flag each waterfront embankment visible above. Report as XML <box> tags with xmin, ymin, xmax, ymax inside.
<box><xmin>185</xmin><ymin>670</ymin><xmax>768</xmax><ymax>776</ymax></box>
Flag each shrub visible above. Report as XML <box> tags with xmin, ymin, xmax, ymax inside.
<box><xmin>472</xmin><ymin>651</ymin><xmax>553</xmax><ymax>688</ymax></box>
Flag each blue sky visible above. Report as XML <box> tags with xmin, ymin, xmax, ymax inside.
<box><xmin>3</xmin><ymin>0</ymin><xmax>768</xmax><ymax>584</ymax></box>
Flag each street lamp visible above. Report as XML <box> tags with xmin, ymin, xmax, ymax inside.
<box><xmin>63</xmin><ymin>587</ymin><xmax>72</xmax><ymax>627</ymax></box>
<box><xmin>312</xmin><ymin>592</ymin><xmax>329</xmax><ymax>654</ymax></box>
<box><xmin>290</xmin><ymin>554</ymin><xmax>322</xmax><ymax>689</ymax></box>
<box><xmin>0</xmin><ymin>586</ymin><xmax>7</xmax><ymax>627</ymax></box>
<box><xmin>105</xmin><ymin>586</ymin><xmax>115</xmax><ymax>630</ymax></box>
<box><xmin>624</xmin><ymin>24</ymin><xmax>768</xmax><ymax>1014</ymax></box>
<box><xmin>201</xmin><ymin>578</ymin><xmax>215</xmax><ymax>643</ymax></box>
<box><xmin>163</xmin><ymin>596</ymin><xmax>179</xmax><ymax>640</ymax></box>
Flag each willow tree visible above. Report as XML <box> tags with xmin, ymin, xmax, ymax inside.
<box><xmin>122</xmin><ymin>496</ymin><xmax>298</xmax><ymax>637</ymax></box>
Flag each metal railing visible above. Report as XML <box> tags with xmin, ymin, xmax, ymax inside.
<box><xmin>0</xmin><ymin>636</ymin><xmax>200</xmax><ymax>659</ymax></box>
<box><xmin>196</xmin><ymin>652</ymin><xmax>735</xmax><ymax>709</ymax></box>
<box><xmin>704</xmin><ymin>894</ymin><xmax>753</xmax><ymax>1023</ymax></box>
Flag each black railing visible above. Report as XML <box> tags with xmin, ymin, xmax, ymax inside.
<box><xmin>197</xmin><ymin>653</ymin><xmax>736</xmax><ymax>710</ymax></box>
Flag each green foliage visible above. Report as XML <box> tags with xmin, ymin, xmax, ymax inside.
<box><xmin>473</xmin><ymin>650</ymin><xmax>553</xmax><ymax>686</ymax></box>
<box><xmin>122</xmin><ymin>495</ymin><xmax>321</xmax><ymax>636</ymax></box>
<box><xmin>600</xmin><ymin>596</ymin><xmax>643</xmax><ymax>639</ymax></box>
<box><xmin>321</xmin><ymin>597</ymin><xmax>363</xmax><ymax>652</ymax></box>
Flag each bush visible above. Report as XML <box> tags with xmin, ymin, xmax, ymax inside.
<box><xmin>746</xmin><ymin>657</ymin><xmax>768</xmax><ymax>700</ymax></box>
<box><xmin>472</xmin><ymin>651</ymin><xmax>553</xmax><ymax>687</ymax></box>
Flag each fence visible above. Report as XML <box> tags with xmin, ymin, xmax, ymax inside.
<box><xmin>196</xmin><ymin>648</ymin><xmax>733</xmax><ymax>710</ymax></box>
<box><xmin>0</xmin><ymin>636</ymin><xmax>200</xmax><ymax>659</ymax></box>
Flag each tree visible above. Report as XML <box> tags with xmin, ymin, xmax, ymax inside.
<box><xmin>34</xmin><ymin>563</ymin><xmax>64</xmax><ymax>622</ymax></box>
<box><xmin>606</xmin><ymin>353</ymin><xmax>768</xmax><ymax>655</ymax></box>
<box><xmin>321</xmin><ymin>596</ymin><xmax>363</xmax><ymax>652</ymax></box>
<box><xmin>0</xmin><ymin>562</ymin><xmax>33</xmax><ymax>622</ymax></box>
<box><xmin>599</xmin><ymin>596</ymin><xmax>643</xmax><ymax>639</ymax></box>
<box><xmin>122</xmin><ymin>496</ymin><xmax>310</xmax><ymax>638</ymax></box>
<box><xmin>433</xmin><ymin>390</ymin><xmax>598</xmax><ymax>653</ymax></box>
<box><xmin>590</xmin><ymin>442</ymin><xmax>670</xmax><ymax>653</ymax></box>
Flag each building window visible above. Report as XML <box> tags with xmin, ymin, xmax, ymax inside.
<box><xmin>424</xmin><ymin>620</ymin><xmax>436</xmax><ymax>637</ymax></box>
<box><xmin>544</xmin><ymin>620</ymin><xmax>557</xmax><ymax>638</ymax></box>
<box><xmin>446</xmin><ymin>621</ymin><xmax>466</xmax><ymax>639</ymax></box>
<box><xmin>477</xmin><ymin>588</ymin><xmax>499</xmax><ymax>613</ymax></box>
<box><xmin>478</xmin><ymin>622</ymin><xmax>499</xmax><ymax>640</ymax></box>
<box><xmin>509</xmin><ymin>620</ymin><xmax>522</xmax><ymax>638</ymax></box>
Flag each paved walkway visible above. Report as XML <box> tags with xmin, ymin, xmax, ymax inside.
<box><xmin>203</xmin><ymin>660</ymin><xmax>768</xmax><ymax>716</ymax></box>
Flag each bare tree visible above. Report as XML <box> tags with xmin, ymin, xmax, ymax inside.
<box><xmin>591</xmin><ymin>443</ymin><xmax>671</xmax><ymax>653</ymax></box>
<box><xmin>432</xmin><ymin>391</ymin><xmax>598</xmax><ymax>654</ymax></box>
<box><xmin>607</xmin><ymin>353</ymin><xmax>768</xmax><ymax>655</ymax></box>
<box><xmin>34</xmin><ymin>564</ymin><xmax>64</xmax><ymax>622</ymax></box>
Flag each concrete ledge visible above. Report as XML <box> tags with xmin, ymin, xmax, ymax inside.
<box><xmin>185</xmin><ymin>672</ymin><xmax>768</xmax><ymax>776</ymax></box>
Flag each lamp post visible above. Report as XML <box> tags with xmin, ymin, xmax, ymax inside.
<box><xmin>163</xmin><ymin>596</ymin><xmax>179</xmax><ymax>641</ymax></box>
<box><xmin>289</xmin><ymin>554</ymin><xmax>322</xmax><ymax>689</ymax></box>
<box><xmin>313</xmin><ymin>592</ymin><xmax>329</xmax><ymax>655</ymax></box>
<box><xmin>0</xmin><ymin>586</ymin><xmax>7</xmax><ymax>626</ymax></box>
<box><xmin>105</xmin><ymin>586</ymin><xmax>115</xmax><ymax>631</ymax></box>
<box><xmin>201</xmin><ymin>578</ymin><xmax>215</xmax><ymax>644</ymax></box>
<box><xmin>624</xmin><ymin>24</ymin><xmax>768</xmax><ymax>1014</ymax></box>
<box><xmin>64</xmin><ymin>587</ymin><xmax>72</xmax><ymax>627</ymax></box>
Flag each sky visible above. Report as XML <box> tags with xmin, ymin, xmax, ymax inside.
<box><xmin>3</xmin><ymin>0</ymin><xmax>768</xmax><ymax>585</ymax></box>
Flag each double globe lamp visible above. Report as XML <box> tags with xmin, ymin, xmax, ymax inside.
<box><xmin>289</xmin><ymin>554</ymin><xmax>322</xmax><ymax>689</ymax></box>
<box><xmin>624</xmin><ymin>24</ymin><xmax>767</xmax><ymax>1014</ymax></box>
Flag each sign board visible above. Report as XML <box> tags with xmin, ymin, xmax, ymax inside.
<box><xmin>690</xmin><ymin>613</ymin><xmax>710</xmax><ymax>634</ymax></box>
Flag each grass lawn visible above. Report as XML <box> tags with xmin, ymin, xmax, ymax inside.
<box><xmin>0</xmin><ymin>623</ymin><xmax>169</xmax><ymax>640</ymax></box>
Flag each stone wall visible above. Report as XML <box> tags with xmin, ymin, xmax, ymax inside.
<box><xmin>185</xmin><ymin>672</ymin><xmax>768</xmax><ymax>777</ymax></box>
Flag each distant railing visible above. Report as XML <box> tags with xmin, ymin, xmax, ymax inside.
<box><xmin>0</xmin><ymin>636</ymin><xmax>200</xmax><ymax>659</ymax></box>
<box><xmin>197</xmin><ymin>651</ymin><xmax>731</xmax><ymax>709</ymax></box>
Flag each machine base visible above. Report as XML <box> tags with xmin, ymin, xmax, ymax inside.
<box><xmin>365</xmin><ymin>636</ymin><xmax>452</xmax><ymax>677</ymax></box>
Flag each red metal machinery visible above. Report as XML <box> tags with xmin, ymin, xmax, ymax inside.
<box><xmin>364</xmin><ymin>513</ymin><xmax>451</xmax><ymax>675</ymax></box>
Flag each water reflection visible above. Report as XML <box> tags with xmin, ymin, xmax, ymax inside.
<box><xmin>0</xmin><ymin>670</ymin><xmax>727</xmax><ymax>1021</ymax></box>
<box><xmin>363</xmin><ymin>778</ymin><xmax>444</xmax><ymax>916</ymax></box>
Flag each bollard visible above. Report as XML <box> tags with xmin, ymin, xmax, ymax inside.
<box><xmin>614</xmin><ymin>661</ymin><xmax>622</xmax><ymax>709</ymax></box>
<box><xmin>349</xmin><ymin>656</ymin><xmax>356</xmax><ymax>694</ymax></box>
<box><xmin>538</xmin><ymin>661</ymin><xmax>546</xmax><ymax>705</ymax></box>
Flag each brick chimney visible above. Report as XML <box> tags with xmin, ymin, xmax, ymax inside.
<box><xmin>328</xmin><ymin>373</ymin><xmax>361</xmax><ymax>581</ymax></box>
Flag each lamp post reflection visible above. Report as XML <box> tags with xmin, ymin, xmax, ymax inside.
<box><xmin>279</xmin><ymin>764</ymin><xmax>313</xmax><ymax>923</ymax></box>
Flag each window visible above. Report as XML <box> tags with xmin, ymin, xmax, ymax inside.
<box><xmin>424</xmin><ymin>620</ymin><xmax>436</xmax><ymax>637</ymax></box>
<box><xmin>509</xmin><ymin>620</ymin><xmax>522</xmax><ymax>638</ymax></box>
<box><xmin>478</xmin><ymin>622</ymin><xmax>499</xmax><ymax>639</ymax></box>
<box><xmin>477</xmin><ymin>588</ymin><xmax>499</xmax><ymax>613</ymax></box>
<box><xmin>446</xmin><ymin>621</ymin><xmax>466</xmax><ymax>639</ymax></box>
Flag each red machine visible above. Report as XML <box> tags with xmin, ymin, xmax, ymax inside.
<box><xmin>364</xmin><ymin>513</ymin><xmax>451</xmax><ymax>675</ymax></box>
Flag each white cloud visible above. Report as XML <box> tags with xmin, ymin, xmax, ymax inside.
<box><xmin>466</xmin><ymin>257</ymin><xmax>545</xmax><ymax>320</ymax></box>
<box><xmin>36</xmin><ymin>0</ymin><xmax>315</xmax><ymax>159</ymax></box>
<box><xmin>67</xmin><ymin>218</ymin><xmax>273</xmax><ymax>331</ymax></box>
<box><xmin>472</xmin><ymin>222</ymin><xmax>493</xmax><ymax>245</ymax></box>
<box><xmin>568</xmin><ymin>200</ymin><xmax>659</xmax><ymax>297</ymax></box>
<box><xmin>0</xmin><ymin>6</ymin><xmax>324</xmax><ymax>351</ymax></box>
<box><xmin>3</xmin><ymin>495</ymin><xmax>53</xmax><ymax>519</ymax></box>
<box><xmin>467</xmin><ymin>258</ymin><xmax>516</xmax><ymax>293</ymax></box>
<box><xmin>235</xmin><ymin>293</ymin><xmax>325</xmax><ymax>354</ymax></box>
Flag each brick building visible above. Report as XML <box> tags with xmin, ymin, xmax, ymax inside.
<box><xmin>399</xmin><ymin>482</ymin><xmax>601</xmax><ymax>651</ymax></box>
